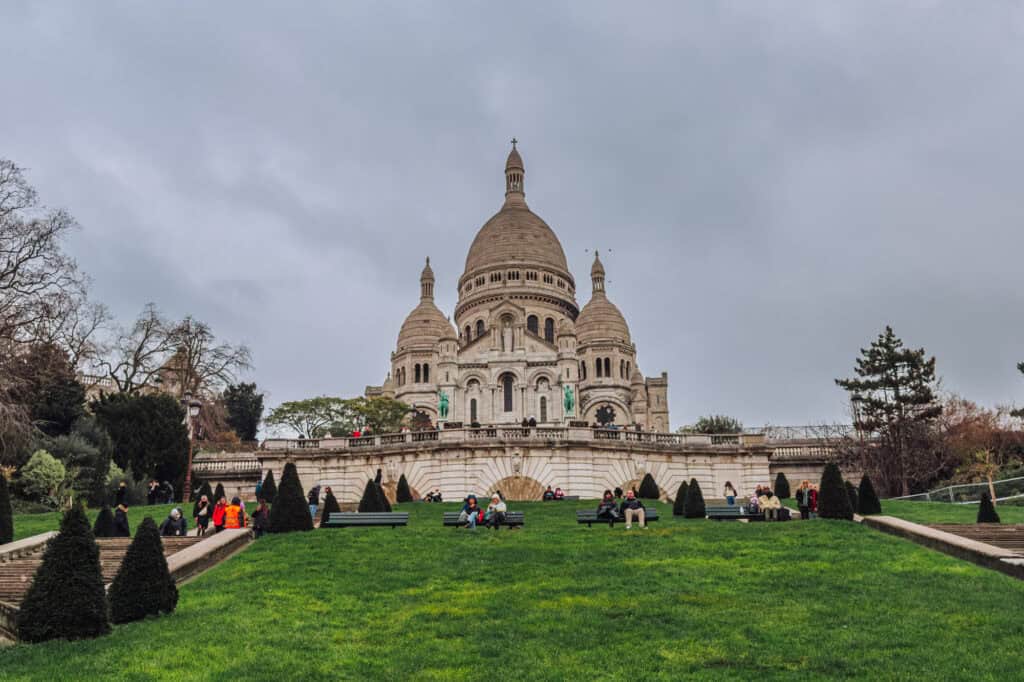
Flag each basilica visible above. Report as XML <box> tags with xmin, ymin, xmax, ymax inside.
<box><xmin>366</xmin><ymin>143</ymin><xmax>670</xmax><ymax>431</ymax></box>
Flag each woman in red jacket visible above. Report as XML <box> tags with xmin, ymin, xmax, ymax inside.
<box><xmin>212</xmin><ymin>496</ymin><xmax>227</xmax><ymax>533</ymax></box>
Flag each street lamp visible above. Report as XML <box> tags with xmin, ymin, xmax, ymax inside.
<box><xmin>182</xmin><ymin>390</ymin><xmax>202</xmax><ymax>502</ymax></box>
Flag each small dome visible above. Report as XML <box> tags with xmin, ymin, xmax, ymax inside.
<box><xmin>630</xmin><ymin>366</ymin><xmax>644</xmax><ymax>385</ymax></box>
<box><xmin>396</xmin><ymin>300</ymin><xmax>456</xmax><ymax>350</ymax></box>
<box><xmin>591</xmin><ymin>252</ymin><xmax>606</xmax><ymax>278</ymax></box>
<box><xmin>576</xmin><ymin>295</ymin><xmax>631</xmax><ymax>346</ymax></box>
<box><xmin>506</xmin><ymin>145</ymin><xmax>523</xmax><ymax>171</ymax></box>
<box><xmin>557</xmin><ymin>318</ymin><xmax>576</xmax><ymax>336</ymax></box>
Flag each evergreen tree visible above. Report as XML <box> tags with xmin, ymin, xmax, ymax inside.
<box><xmin>835</xmin><ymin>326</ymin><xmax>942</xmax><ymax>496</ymax></box>
<box><xmin>774</xmin><ymin>472</ymin><xmax>791</xmax><ymax>499</ymax></box>
<box><xmin>92</xmin><ymin>506</ymin><xmax>115</xmax><ymax>538</ymax></box>
<box><xmin>817</xmin><ymin>463</ymin><xmax>853</xmax><ymax>520</ymax></box>
<box><xmin>268</xmin><ymin>463</ymin><xmax>313</xmax><ymax>533</ymax></box>
<box><xmin>260</xmin><ymin>470</ymin><xmax>277</xmax><ymax>503</ymax></box>
<box><xmin>359</xmin><ymin>479</ymin><xmax>383</xmax><ymax>513</ymax></box>
<box><xmin>638</xmin><ymin>473</ymin><xmax>660</xmax><ymax>499</ymax></box>
<box><xmin>374</xmin><ymin>468</ymin><xmax>383</xmax><ymax>485</ymax></box>
<box><xmin>376</xmin><ymin>482</ymin><xmax>392</xmax><ymax>512</ymax></box>
<box><xmin>319</xmin><ymin>489</ymin><xmax>341</xmax><ymax>526</ymax></box>
<box><xmin>0</xmin><ymin>473</ymin><xmax>12</xmax><ymax>544</ymax></box>
<box><xmin>213</xmin><ymin>482</ymin><xmax>226</xmax><ymax>503</ymax></box>
<box><xmin>683</xmin><ymin>478</ymin><xmax>706</xmax><ymax>519</ymax></box>
<box><xmin>672</xmin><ymin>480</ymin><xmax>689</xmax><ymax>516</ymax></box>
<box><xmin>857</xmin><ymin>475</ymin><xmax>882</xmax><ymax>515</ymax></box>
<box><xmin>222</xmin><ymin>382</ymin><xmax>264</xmax><ymax>441</ymax></box>
<box><xmin>396</xmin><ymin>474</ymin><xmax>413</xmax><ymax>503</ymax></box>
<box><xmin>845</xmin><ymin>480</ymin><xmax>860</xmax><ymax>515</ymax></box>
<box><xmin>107</xmin><ymin>517</ymin><xmax>178</xmax><ymax>624</ymax></box>
<box><xmin>977</xmin><ymin>492</ymin><xmax>1001</xmax><ymax>523</ymax></box>
<box><xmin>17</xmin><ymin>504</ymin><xmax>110</xmax><ymax>642</ymax></box>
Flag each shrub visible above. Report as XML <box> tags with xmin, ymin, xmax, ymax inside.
<box><xmin>92</xmin><ymin>506</ymin><xmax>115</xmax><ymax>538</ymax></box>
<box><xmin>638</xmin><ymin>473</ymin><xmax>660</xmax><ymax>500</ymax></box>
<box><xmin>359</xmin><ymin>479</ymin><xmax>384</xmax><ymax>513</ymax></box>
<box><xmin>18</xmin><ymin>449</ymin><xmax>67</xmax><ymax>506</ymax></box>
<box><xmin>774</xmin><ymin>473</ymin><xmax>791</xmax><ymax>499</ymax></box>
<box><xmin>17</xmin><ymin>503</ymin><xmax>110</xmax><ymax>642</ymax></box>
<box><xmin>683</xmin><ymin>478</ymin><xmax>706</xmax><ymax>519</ymax></box>
<box><xmin>107</xmin><ymin>517</ymin><xmax>178</xmax><ymax>624</ymax></box>
<box><xmin>0</xmin><ymin>472</ymin><xmax>12</xmax><ymax>544</ymax></box>
<box><xmin>268</xmin><ymin>463</ymin><xmax>313</xmax><ymax>533</ymax></box>
<box><xmin>260</xmin><ymin>470</ymin><xmax>277</xmax><ymax>504</ymax></box>
<box><xmin>845</xmin><ymin>481</ymin><xmax>859</xmax><ymax>514</ymax></box>
<box><xmin>977</xmin><ymin>492</ymin><xmax>1001</xmax><ymax>523</ymax></box>
<box><xmin>858</xmin><ymin>475</ymin><xmax>882</xmax><ymax>515</ymax></box>
<box><xmin>817</xmin><ymin>463</ymin><xmax>853</xmax><ymax>520</ymax></box>
<box><xmin>319</xmin><ymin>490</ymin><xmax>341</xmax><ymax>526</ymax></box>
<box><xmin>213</xmin><ymin>482</ymin><xmax>226</xmax><ymax>503</ymax></box>
<box><xmin>672</xmin><ymin>480</ymin><xmax>689</xmax><ymax>516</ymax></box>
<box><xmin>396</xmin><ymin>474</ymin><xmax>413</xmax><ymax>503</ymax></box>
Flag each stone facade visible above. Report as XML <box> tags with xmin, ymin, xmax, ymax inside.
<box><xmin>365</xmin><ymin>143</ymin><xmax>669</xmax><ymax>431</ymax></box>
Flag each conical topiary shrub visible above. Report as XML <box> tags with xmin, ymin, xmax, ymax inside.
<box><xmin>977</xmin><ymin>492</ymin><xmax>1001</xmax><ymax>523</ymax></box>
<box><xmin>213</xmin><ymin>483</ymin><xmax>226</xmax><ymax>503</ymax></box>
<box><xmin>638</xmin><ymin>473</ymin><xmax>660</xmax><ymax>500</ymax></box>
<box><xmin>107</xmin><ymin>517</ymin><xmax>178</xmax><ymax>624</ymax></box>
<box><xmin>845</xmin><ymin>480</ymin><xmax>859</xmax><ymax>514</ymax></box>
<box><xmin>396</xmin><ymin>474</ymin><xmax>413</xmax><ymax>503</ymax></box>
<box><xmin>673</xmin><ymin>480</ymin><xmax>689</xmax><ymax>516</ymax></box>
<box><xmin>774</xmin><ymin>473</ymin><xmax>791</xmax><ymax>499</ymax></box>
<box><xmin>817</xmin><ymin>463</ymin><xmax>853</xmax><ymax>520</ymax></box>
<box><xmin>0</xmin><ymin>472</ymin><xmax>12</xmax><ymax>545</ymax></box>
<box><xmin>319</xmin><ymin>490</ymin><xmax>341</xmax><ymax>527</ymax></box>
<box><xmin>857</xmin><ymin>475</ymin><xmax>882</xmax><ymax>515</ymax></box>
<box><xmin>375</xmin><ymin>481</ymin><xmax>392</xmax><ymax>512</ymax></box>
<box><xmin>92</xmin><ymin>506</ymin><xmax>115</xmax><ymax>538</ymax></box>
<box><xmin>268</xmin><ymin>463</ymin><xmax>313</xmax><ymax>533</ymax></box>
<box><xmin>359</xmin><ymin>479</ymin><xmax>383</xmax><ymax>513</ymax></box>
<box><xmin>17</xmin><ymin>503</ymin><xmax>110</xmax><ymax>642</ymax></box>
<box><xmin>683</xmin><ymin>478</ymin><xmax>706</xmax><ymax>519</ymax></box>
<box><xmin>260</xmin><ymin>470</ymin><xmax>277</xmax><ymax>503</ymax></box>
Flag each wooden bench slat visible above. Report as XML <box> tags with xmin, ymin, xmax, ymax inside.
<box><xmin>322</xmin><ymin>512</ymin><xmax>409</xmax><ymax>528</ymax></box>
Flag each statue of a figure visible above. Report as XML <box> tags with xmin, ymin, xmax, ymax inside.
<box><xmin>438</xmin><ymin>389</ymin><xmax>449</xmax><ymax>419</ymax></box>
<box><xmin>563</xmin><ymin>384</ymin><xmax>575</xmax><ymax>415</ymax></box>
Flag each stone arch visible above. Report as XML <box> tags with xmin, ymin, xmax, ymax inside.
<box><xmin>528</xmin><ymin>368</ymin><xmax>557</xmax><ymax>387</ymax></box>
<box><xmin>460</xmin><ymin>371</ymin><xmax>488</xmax><ymax>388</ymax></box>
<box><xmin>486</xmin><ymin>475</ymin><xmax>545</xmax><ymax>501</ymax></box>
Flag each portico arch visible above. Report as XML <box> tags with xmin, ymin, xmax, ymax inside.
<box><xmin>486</xmin><ymin>475</ymin><xmax>545</xmax><ymax>501</ymax></box>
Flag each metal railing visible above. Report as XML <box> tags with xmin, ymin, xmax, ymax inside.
<box><xmin>888</xmin><ymin>476</ymin><xmax>1024</xmax><ymax>504</ymax></box>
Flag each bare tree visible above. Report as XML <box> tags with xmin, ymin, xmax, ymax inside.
<box><xmin>165</xmin><ymin>316</ymin><xmax>252</xmax><ymax>398</ymax></box>
<box><xmin>94</xmin><ymin>303</ymin><xmax>175</xmax><ymax>394</ymax></box>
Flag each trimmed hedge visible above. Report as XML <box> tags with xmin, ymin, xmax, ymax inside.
<box><xmin>683</xmin><ymin>478</ymin><xmax>706</xmax><ymax>519</ymax></box>
<box><xmin>108</xmin><ymin>517</ymin><xmax>178</xmax><ymax>624</ymax></box>
<box><xmin>17</xmin><ymin>504</ymin><xmax>110</xmax><ymax>642</ymax></box>
<box><xmin>319</xmin><ymin>490</ymin><xmax>341</xmax><ymax>526</ymax></box>
<box><xmin>260</xmin><ymin>470</ymin><xmax>277</xmax><ymax>503</ymax></box>
<box><xmin>977</xmin><ymin>492</ymin><xmax>1001</xmax><ymax>523</ymax></box>
<box><xmin>818</xmin><ymin>463</ymin><xmax>853</xmax><ymax>520</ymax></box>
<box><xmin>268</xmin><ymin>463</ymin><xmax>313</xmax><ymax>533</ymax></box>
<box><xmin>359</xmin><ymin>479</ymin><xmax>385</xmax><ymax>513</ymax></box>
<box><xmin>213</xmin><ymin>483</ymin><xmax>226</xmax><ymax>503</ymax></box>
<box><xmin>857</xmin><ymin>475</ymin><xmax>882</xmax><ymax>515</ymax></box>
<box><xmin>396</xmin><ymin>474</ymin><xmax>413</xmax><ymax>503</ymax></box>
<box><xmin>638</xmin><ymin>473</ymin><xmax>660</xmax><ymax>500</ymax></box>
<box><xmin>673</xmin><ymin>480</ymin><xmax>689</xmax><ymax>516</ymax></box>
<box><xmin>0</xmin><ymin>472</ymin><xmax>12</xmax><ymax>544</ymax></box>
<box><xmin>92</xmin><ymin>507</ymin><xmax>115</xmax><ymax>538</ymax></box>
<box><xmin>774</xmin><ymin>472</ymin><xmax>791</xmax><ymax>499</ymax></box>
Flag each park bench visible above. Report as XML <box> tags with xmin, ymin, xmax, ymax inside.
<box><xmin>321</xmin><ymin>512</ymin><xmax>409</xmax><ymax>528</ymax></box>
<box><xmin>443</xmin><ymin>511</ymin><xmax>524</xmax><ymax>528</ymax></box>
<box><xmin>706</xmin><ymin>505</ymin><xmax>762</xmax><ymax>521</ymax></box>
<box><xmin>576</xmin><ymin>507</ymin><xmax>660</xmax><ymax>528</ymax></box>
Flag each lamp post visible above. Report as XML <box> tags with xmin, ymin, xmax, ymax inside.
<box><xmin>182</xmin><ymin>391</ymin><xmax>202</xmax><ymax>502</ymax></box>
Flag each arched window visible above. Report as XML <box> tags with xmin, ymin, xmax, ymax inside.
<box><xmin>527</xmin><ymin>315</ymin><xmax>538</xmax><ymax>334</ymax></box>
<box><xmin>540</xmin><ymin>396</ymin><xmax>547</xmax><ymax>423</ymax></box>
<box><xmin>596</xmin><ymin>359</ymin><xmax>602</xmax><ymax>378</ymax></box>
<box><xmin>580</xmin><ymin>361</ymin><xmax>586</xmax><ymax>380</ymax></box>
<box><xmin>467</xmin><ymin>378</ymin><xmax>479</xmax><ymax>390</ymax></box>
<box><xmin>423</xmin><ymin>363</ymin><xmax>430</xmax><ymax>383</ymax></box>
<box><xmin>414</xmin><ymin>364</ymin><xmax>421</xmax><ymax>383</ymax></box>
<box><xmin>465</xmin><ymin>325</ymin><xmax>471</xmax><ymax>341</ymax></box>
<box><xmin>544</xmin><ymin>318</ymin><xmax>554</xmax><ymax>342</ymax></box>
<box><xmin>626</xmin><ymin>362</ymin><xmax>631</xmax><ymax>378</ymax></box>
<box><xmin>604</xmin><ymin>358</ymin><xmax>611</xmax><ymax>377</ymax></box>
<box><xmin>470</xmin><ymin>398</ymin><xmax>478</xmax><ymax>423</ymax></box>
<box><xmin>620</xmin><ymin>360</ymin><xmax>625</xmax><ymax>378</ymax></box>
<box><xmin>476</xmin><ymin>320</ymin><xmax>485</xmax><ymax>338</ymax></box>
<box><xmin>503</xmin><ymin>375</ymin><xmax>514</xmax><ymax>412</ymax></box>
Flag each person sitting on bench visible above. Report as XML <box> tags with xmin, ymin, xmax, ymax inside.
<box><xmin>553</xmin><ymin>487</ymin><xmax>565</xmax><ymax>500</ymax></box>
<box><xmin>458</xmin><ymin>495</ymin><xmax>483</xmax><ymax>529</ymax></box>
<box><xmin>596</xmin><ymin>490</ymin><xmax>619</xmax><ymax>521</ymax></box>
<box><xmin>542</xmin><ymin>486</ymin><xmax>555</xmax><ymax>501</ymax></box>
<box><xmin>759</xmin><ymin>487</ymin><xmax>781</xmax><ymax>521</ymax></box>
<box><xmin>619</xmin><ymin>490</ymin><xmax>647</xmax><ymax>529</ymax></box>
<box><xmin>484</xmin><ymin>494</ymin><xmax>507</xmax><ymax>530</ymax></box>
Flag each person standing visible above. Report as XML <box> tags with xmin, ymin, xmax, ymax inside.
<box><xmin>113</xmin><ymin>503</ymin><xmax>131</xmax><ymax>537</ymax></box>
<box><xmin>212</xmin><ymin>496</ymin><xmax>227</xmax><ymax>533</ymax></box>
<box><xmin>619</xmin><ymin>490</ymin><xmax>647</xmax><ymax>529</ymax></box>
<box><xmin>251</xmin><ymin>499</ymin><xmax>270</xmax><ymax>538</ymax></box>
<box><xmin>146</xmin><ymin>480</ymin><xmax>159</xmax><ymax>506</ymax></box>
<box><xmin>116</xmin><ymin>481</ymin><xmax>128</xmax><ymax>507</ymax></box>
<box><xmin>194</xmin><ymin>495</ymin><xmax>211</xmax><ymax>536</ymax></box>
<box><xmin>723</xmin><ymin>481</ymin><xmax>737</xmax><ymax>506</ymax></box>
<box><xmin>794</xmin><ymin>480</ymin><xmax>813</xmax><ymax>520</ymax></box>
<box><xmin>224</xmin><ymin>497</ymin><xmax>246</xmax><ymax>529</ymax></box>
<box><xmin>484</xmin><ymin>494</ymin><xmax>507</xmax><ymax>530</ymax></box>
<box><xmin>308</xmin><ymin>485</ymin><xmax>321</xmax><ymax>520</ymax></box>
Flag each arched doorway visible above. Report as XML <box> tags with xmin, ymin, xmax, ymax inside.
<box><xmin>487</xmin><ymin>476</ymin><xmax>545</xmax><ymax>501</ymax></box>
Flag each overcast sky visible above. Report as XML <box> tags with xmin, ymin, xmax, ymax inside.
<box><xmin>2</xmin><ymin>2</ymin><xmax>1022</xmax><ymax>428</ymax></box>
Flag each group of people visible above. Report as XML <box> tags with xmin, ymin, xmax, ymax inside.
<box><xmin>186</xmin><ymin>494</ymin><xmax>268</xmax><ymax>537</ymax></box>
<box><xmin>457</xmin><ymin>493</ymin><xmax>508</xmax><ymax>530</ymax></box>
<box><xmin>423</xmin><ymin>489</ymin><xmax>444</xmax><ymax>503</ymax></box>
<box><xmin>596</xmin><ymin>488</ymin><xmax>648</xmax><ymax>528</ymax></box>
<box><xmin>542</xmin><ymin>486</ymin><xmax>566</xmax><ymax>501</ymax></box>
<box><xmin>146</xmin><ymin>480</ymin><xmax>176</xmax><ymax>505</ymax></box>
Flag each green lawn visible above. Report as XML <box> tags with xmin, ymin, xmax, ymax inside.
<box><xmin>4</xmin><ymin>501</ymin><xmax>1024</xmax><ymax>680</ymax></box>
<box><xmin>11</xmin><ymin>504</ymin><xmax>182</xmax><ymax>541</ymax></box>
<box><xmin>879</xmin><ymin>499</ymin><xmax>1024</xmax><ymax>525</ymax></box>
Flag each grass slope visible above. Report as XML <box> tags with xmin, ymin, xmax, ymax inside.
<box><xmin>880</xmin><ymin>499</ymin><xmax>1024</xmax><ymax>524</ymax></box>
<box><xmin>11</xmin><ymin>504</ymin><xmax>181</xmax><ymax>542</ymax></box>
<box><xmin>4</xmin><ymin>501</ymin><xmax>1024</xmax><ymax>680</ymax></box>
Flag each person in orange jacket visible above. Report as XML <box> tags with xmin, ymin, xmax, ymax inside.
<box><xmin>224</xmin><ymin>497</ymin><xmax>247</xmax><ymax>529</ymax></box>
